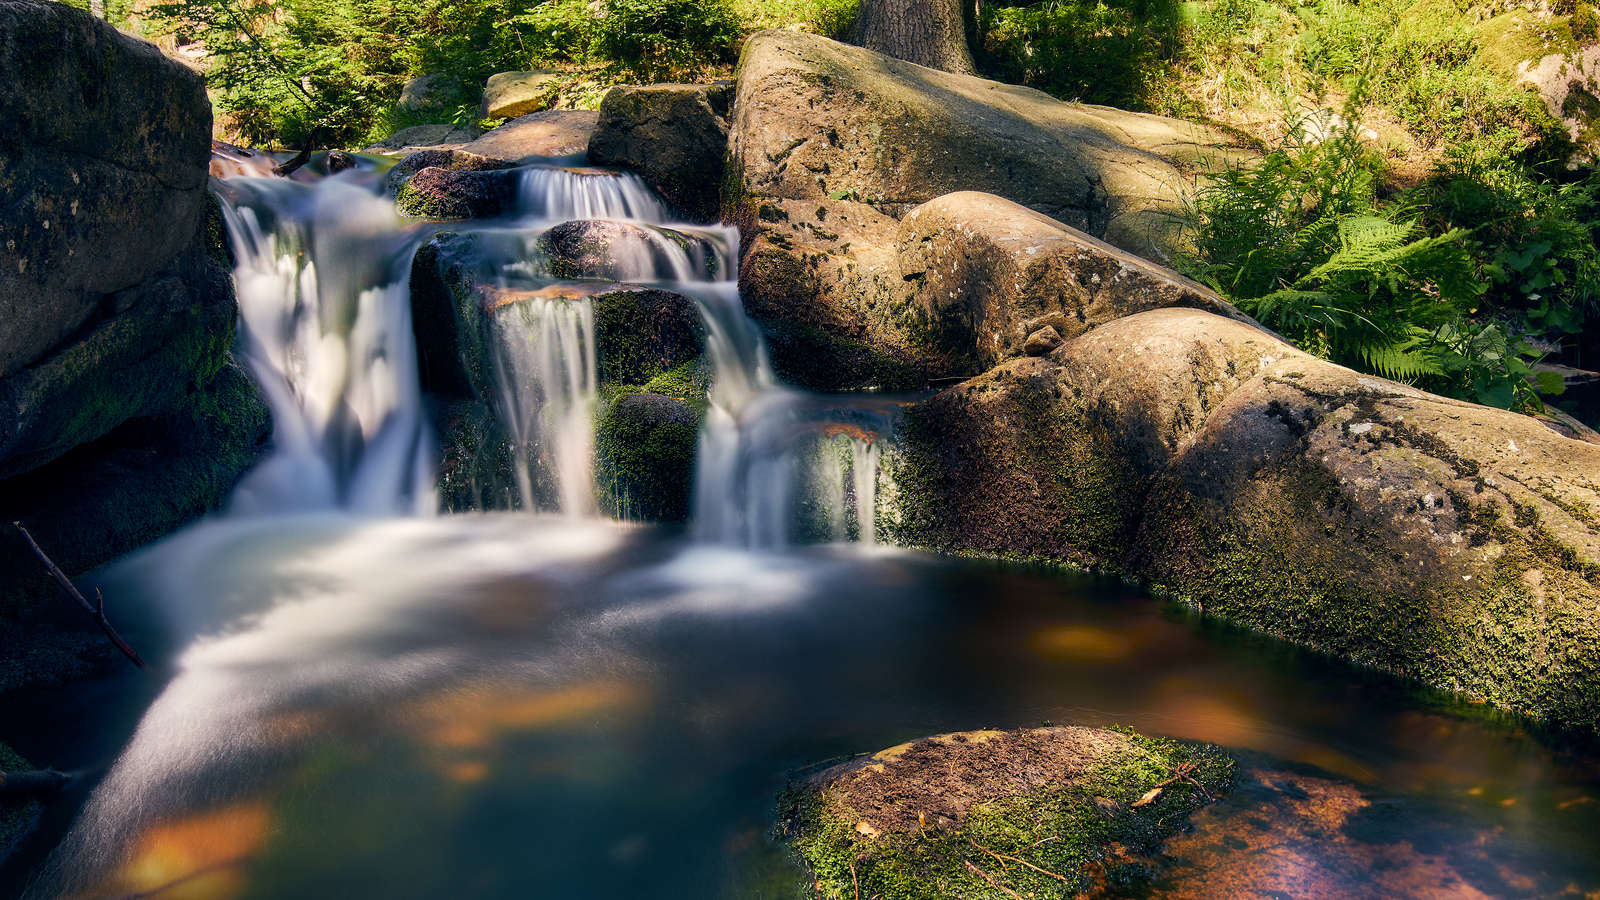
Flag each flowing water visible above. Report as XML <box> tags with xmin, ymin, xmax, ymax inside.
<box><xmin>6</xmin><ymin>155</ymin><xmax>1600</xmax><ymax>900</ymax></box>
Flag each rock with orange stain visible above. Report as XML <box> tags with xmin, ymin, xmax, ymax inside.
<box><xmin>1082</xmin><ymin>756</ymin><xmax>1600</xmax><ymax>900</ymax></box>
<box><xmin>407</xmin><ymin>681</ymin><xmax>643</xmax><ymax>750</ymax></box>
<box><xmin>86</xmin><ymin>801</ymin><xmax>273</xmax><ymax>900</ymax></box>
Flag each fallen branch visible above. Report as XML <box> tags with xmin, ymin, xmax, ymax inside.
<box><xmin>963</xmin><ymin>859</ymin><xmax>1025</xmax><ymax>900</ymax></box>
<box><xmin>0</xmin><ymin>768</ymin><xmax>69</xmax><ymax>795</ymax></box>
<box><xmin>967</xmin><ymin>838</ymin><xmax>1069</xmax><ymax>883</ymax></box>
<box><xmin>271</xmin><ymin>142</ymin><xmax>313</xmax><ymax>177</ymax></box>
<box><xmin>14</xmin><ymin>523</ymin><xmax>148</xmax><ymax>670</ymax></box>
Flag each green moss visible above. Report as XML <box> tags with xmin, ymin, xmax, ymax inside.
<box><xmin>596</xmin><ymin>389</ymin><xmax>700</xmax><ymax>522</ymax></box>
<box><xmin>0</xmin><ymin>741</ymin><xmax>45</xmax><ymax>865</ymax></box>
<box><xmin>780</xmin><ymin>732</ymin><xmax>1233</xmax><ymax>900</ymax></box>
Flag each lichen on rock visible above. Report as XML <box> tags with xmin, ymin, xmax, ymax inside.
<box><xmin>780</xmin><ymin>726</ymin><xmax>1233</xmax><ymax>900</ymax></box>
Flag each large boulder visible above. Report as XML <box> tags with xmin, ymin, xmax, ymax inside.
<box><xmin>736</xmin><ymin>190</ymin><xmax>1262</xmax><ymax>387</ymax></box>
<box><xmin>0</xmin><ymin>3</ymin><xmax>270</xmax><ymax>692</ymax></box>
<box><xmin>897</xmin><ymin>192</ymin><xmax>1261</xmax><ymax>375</ymax></box>
<box><xmin>479</xmin><ymin>70</ymin><xmax>564</xmax><ymax>120</ymax></box>
<box><xmin>781</xmin><ymin>726</ymin><xmax>1232</xmax><ymax>900</ymax></box>
<box><xmin>587</xmin><ymin>83</ymin><xmax>731</xmax><ymax>222</ymax></box>
<box><xmin>887</xmin><ymin>307</ymin><xmax>1600</xmax><ymax>733</ymax></box>
<box><xmin>727</xmin><ymin>29</ymin><xmax>1245</xmax><ymax>262</ymax></box>
<box><xmin>362</xmin><ymin>123</ymin><xmax>481</xmax><ymax>156</ymax></box>
<box><xmin>596</xmin><ymin>391</ymin><xmax>700</xmax><ymax>522</ymax></box>
<box><xmin>0</xmin><ymin>0</ymin><xmax>211</xmax><ymax>380</ymax></box>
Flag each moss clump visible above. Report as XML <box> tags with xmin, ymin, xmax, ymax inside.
<box><xmin>593</xmin><ymin>289</ymin><xmax>706</xmax><ymax>387</ymax></box>
<box><xmin>596</xmin><ymin>390</ymin><xmax>700</xmax><ymax>522</ymax></box>
<box><xmin>0</xmin><ymin>742</ymin><xmax>46</xmax><ymax>866</ymax></box>
<box><xmin>779</xmin><ymin>727</ymin><xmax>1233</xmax><ymax>900</ymax></box>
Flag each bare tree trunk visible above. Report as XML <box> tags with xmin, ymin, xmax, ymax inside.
<box><xmin>89</xmin><ymin>0</ymin><xmax>105</xmax><ymax>18</ymax></box>
<box><xmin>850</xmin><ymin>0</ymin><xmax>977</xmax><ymax>76</ymax></box>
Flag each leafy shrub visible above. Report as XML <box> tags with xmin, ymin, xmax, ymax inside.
<box><xmin>977</xmin><ymin>0</ymin><xmax>1183</xmax><ymax>109</ymax></box>
<box><xmin>1185</xmin><ymin>121</ymin><xmax>1576</xmax><ymax>412</ymax></box>
<box><xmin>598</xmin><ymin>0</ymin><xmax>743</xmax><ymax>81</ymax></box>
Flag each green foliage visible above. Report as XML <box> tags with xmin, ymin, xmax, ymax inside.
<box><xmin>977</xmin><ymin>0</ymin><xmax>1184</xmax><ymax>110</ymax></box>
<box><xmin>598</xmin><ymin>0</ymin><xmax>743</xmax><ymax>81</ymax></box>
<box><xmin>1186</xmin><ymin>117</ymin><xmax>1585</xmax><ymax>413</ymax></box>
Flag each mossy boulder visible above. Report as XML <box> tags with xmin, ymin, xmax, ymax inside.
<box><xmin>781</xmin><ymin>726</ymin><xmax>1232</xmax><ymax>900</ymax></box>
<box><xmin>588</xmin><ymin>83</ymin><xmax>732</xmax><ymax>223</ymax></box>
<box><xmin>597</xmin><ymin>390</ymin><xmax>700</xmax><ymax>522</ymax></box>
<box><xmin>395</xmin><ymin>166</ymin><xmax>523</xmax><ymax>219</ymax></box>
<box><xmin>0</xmin><ymin>0</ymin><xmax>212</xmax><ymax>380</ymax></box>
<box><xmin>886</xmin><ymin>307</ymin><xmax>1600</xmax><ymax>734</ymax></box>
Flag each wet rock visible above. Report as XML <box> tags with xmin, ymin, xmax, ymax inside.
<box><xmin>597</xmin><ymin>391</ymin><xmax>700</xmax><ymax>523</ymax></box>
<box><xmin>396</xmin><ymin>165</ymin><xmax>522</xmax><ymax>219</ymax></box>
<box><xmin>0</xmin><ymin>742</ymin><xmax>45</xmax><ymax>867</ymax></box>
<box><xmin>461</xmin><ymin>109</ymin><xmax>599</xmax><ymax>161</ymax></box>
<box><xmin>480</xmin><ymin>70</ymin><xmax>564</xmax><ymax>120</ymax></box>
<box><xmin>410</xmin><ymin>233</ymin><xmax>706</xmax><ymax>399</ymax></box>
<box><xmin>385</xmin><ymin>148</ymin><xmax>518</xmax><ymax>194</ymax></box>
<box><xmin>898</xmin><ymin>192</ymin><xmax>1261</xmax><ymax>372</ymax></box>
<box><xmin>538</xmin><ymin>220</ymin><xmax>718</xmax><ymax>282</ymax></box>
<box><xmin>1082</xmin><ymin>752</ymin><xmax>1600</xmax><ymax>899</ymax></box>
<box><xmin>781</xmin><ymin>726</ymin><xmax>1232</xmax><ymax>900</ymax></box>
<box><xmin>728</xmin><ymin>30</ymin><xmax>1248</xmax><ymax>262</ymax></box>
<box><xmin>887</xmin><ymin>307</ymin><xmax>1600</xmax><ymax>734</ymax></box>
<box><xmin>588</xmin><ymin>83</ymin><xmax>731</xmax><ymax>223</ymax></box>
<box><xmin>593</xmin><ymin>288</ymin><xmax>705</xmax><ymax>386</ymax></box>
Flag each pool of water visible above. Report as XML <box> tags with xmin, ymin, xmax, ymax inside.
<box><xmin>6</xmin><ymin>513</ymin><xmax>1598</xmax><ymax>899</ymax></box>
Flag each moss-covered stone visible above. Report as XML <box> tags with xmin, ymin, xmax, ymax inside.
<box><xmin>0</xmin><ymin>361</ymin><xmax>271</xmax><ymax>670</ymax></box>
<box><xmin>596</xmin><ymin>390</ymin><xmax>700</xmax><ymax>522</ymax></box>
<box><xmin>0</xmin><ymin>741</ymin><xmax>45</xmax><ymax>868</ymax></box>
<box><xmin>886</xmin><ymin>308</ymin><xmax>1600</xmax><ymax>735</ymax></box>
<box><xmin>780</xmin><ymin>726</ymin><xmax>1233</xmax><ymax>900</ymax></box>
<box><xmin>587</xmin><ymin>83</ymin><xmax>732</xmax><ymax>224</ymax></box>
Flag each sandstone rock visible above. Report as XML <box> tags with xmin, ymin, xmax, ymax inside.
<box><xmin>736</xmin><ymin>197</ymin><xmax>924</xmax><ymax>391</ymax></box>
<box><xmin>461</xmin><ymin>109</ymin><xmax>599</xmax><ymax>161</ymax></box>
<box><xmin>479</xmin><ymin>70</ymin><xmax>564</xmax><ymax>120</ymax></box>
<box><xmin>1023</xmin><ymin>325</ymin><xmax>1062</xmax><ymax>356</ymax></box>
<box><xmin>735</xmin><ymin>190</ymin><xmax>1260</xmax><ymax>388</ymax></box>
<box><xmin>0</xmin><ymin>0</ymin><xmax>212</xmax><ymax>380</ymax></box>
<box><xmin>887</xmin><ymin>307</ymin><xmax>1600</xmax><ymax>733</ymax></box>
<box><xmin>783</xmin><ymin>726</ymin><xmax>1232</xmax><ymax>900</ymax></box>
<box><xmin>728</xmin><ymin>30</ymin><xmax>1245</xmax><ymax>260</ymax></box>
<box><xmin>363</xmin><ymin>123</ymin><xmax>481</xmax><ymax>155</ymax></box>
<box><xmin>587</xmin><ymin>83</ymin><xmax>731</xmax><ymax>222</ymax></box>
<box><xmin>538</xmin><ymin>220</ymin><xmax>719</xmax><ymax>282</ymax></box>
<box><xmin>897</xmin><ymin>192</ymin><xmax>1260</xmax><ymax>372</ymax></box>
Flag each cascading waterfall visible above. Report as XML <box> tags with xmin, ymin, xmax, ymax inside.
<box><xmin>489</xmin><ymin>294</ymin><xmax>597</xmax><ymax>515</ymax></box>
<box><xmin>217</xmin><ymin>176</ymin><xmax>436</xmax><ymax>516</ymax></box>
<box><xmin>211</xmin><ymin>154</ymin><xmax>892</xmax><ymax>532</ymax></box>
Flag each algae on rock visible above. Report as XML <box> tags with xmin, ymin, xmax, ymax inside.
<box><xmin>781</xmin><ymin>726</ymin><xmax>1233</xmax><ymax>900</ymax></box>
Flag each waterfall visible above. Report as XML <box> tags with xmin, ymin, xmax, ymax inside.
<box><xmin>210</xmin><ymin>158</ymin><xmax>890</xmax><ymax>541</ymax></box>
<box><xmin>489</xmin><ymin>294</ymin><xmax>597</xmax><ymax>515</ymax></box>
<box><xmin>217</xmin><ymin>176</ymin><xmax>436</xmax><ymax>516</ymax></box>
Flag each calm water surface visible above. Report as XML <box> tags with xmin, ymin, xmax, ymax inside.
<box><xmin>3</xmin><ymin>513</ymin><xmax>1596</xmax><ymax>899</ymax></box>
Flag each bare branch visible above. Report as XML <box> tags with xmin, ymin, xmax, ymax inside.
<box><xmin>14</xmin><ymin>523</ymin><xmax>149</xmax><ymax>671</ymax></box>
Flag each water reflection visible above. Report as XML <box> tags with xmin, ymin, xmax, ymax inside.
<box><xmin>17</xmin><ymin>516</ymin><xmax>1600</xmax><ymax>899</ymax></box>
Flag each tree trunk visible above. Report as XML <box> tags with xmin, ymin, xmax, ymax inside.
<box><xmin>89</xmin><ymin>0</ymin><xmax>104</xmax><ymax>18</ymax></box>
<box><xmin>850</xmin><ymin>0</ymin><xmax>977</xmax><ymax>76</ymax></box>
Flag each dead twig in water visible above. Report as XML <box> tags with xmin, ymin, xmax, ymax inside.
<box><xmin>14</xmin><ymin>522</ymin><xmax>148</xmax><ymax>670</ymax></box>
<box><xmin>271</xmin><ymin>141</ymin><xmax>313</xmax><ymax>177</ymax></box>
<box><xmin>0</xmin><ymin>768</ymin><xmax>69</xmax><ymax>795</ymax></box>
<box><xmin>963</xmin><ymin>859</ymin><xmax>1025</xmax><ymax>900</ymax></box>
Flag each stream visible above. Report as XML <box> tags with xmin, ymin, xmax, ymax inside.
<box><xmin>4</xmin><ymin>154</ymin><xmax>1600</xmax><ymax>900</ymax></box>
